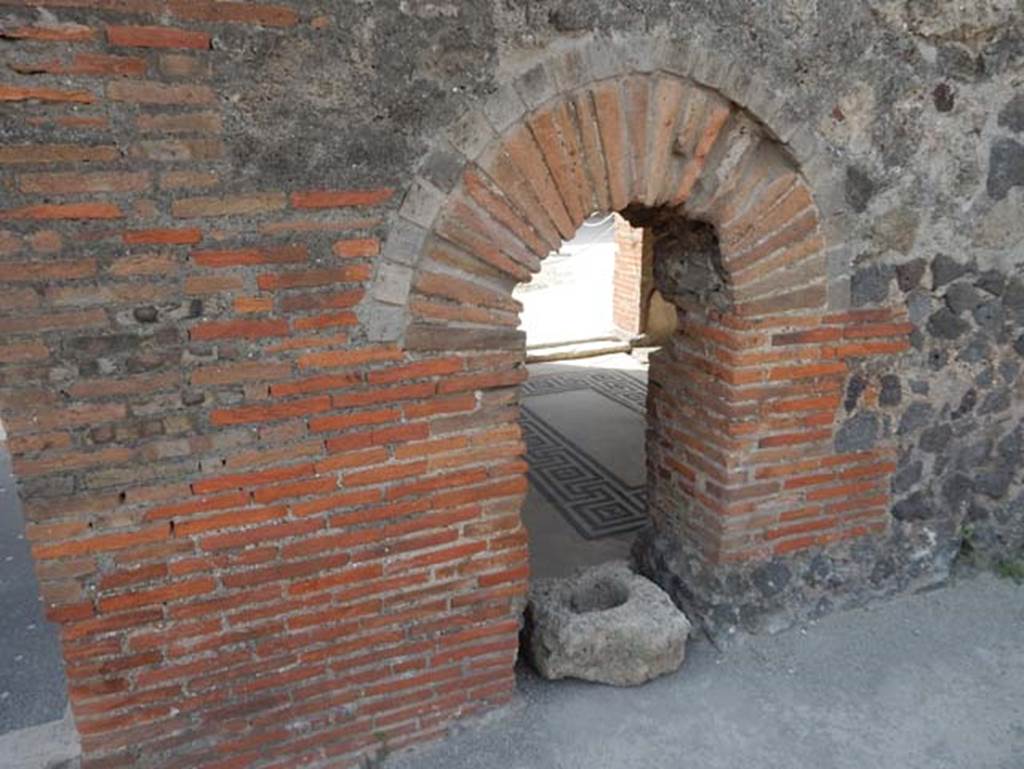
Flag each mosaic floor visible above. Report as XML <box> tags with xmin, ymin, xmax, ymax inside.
<box><xmin>520</xmin><ymin>355</ymin><xmax>649</xmax><ymax>578</ymax></box>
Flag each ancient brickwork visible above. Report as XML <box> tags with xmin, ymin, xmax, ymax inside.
<box><xmin>611</xmin><ymin>214</ymin><xmax>645</xmax><ymax>337</ymax></box>
<box><xmin>393</xmin><ymin>68</ymin><xmax>909</xmax><ymax>574</ymax></box>
<box><xmin>0</xmin><ymin>6</ymin><xmax>523</xmax><ymax>767</ymax></box>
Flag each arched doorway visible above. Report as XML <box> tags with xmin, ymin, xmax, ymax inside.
<box><xmin>366</xmin><ymin>64</ymin><xmax>908</xmax><ymax>634</ymax></box>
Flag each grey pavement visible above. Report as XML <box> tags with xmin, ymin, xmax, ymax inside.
<box><xmin>0</xmin><ymin>441</ymin><xmax>80</xmax><ymax>767</ymax></box>
<box><xmin>388</xmin><ymin>572</ymin><xmax>1024</xmax><ymax>769</ymax></box>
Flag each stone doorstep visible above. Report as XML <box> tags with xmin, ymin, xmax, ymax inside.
<box><xmin>525</xmin><ymin>336</ymin><xmax>632</xmax><ymax>363</ymax></box>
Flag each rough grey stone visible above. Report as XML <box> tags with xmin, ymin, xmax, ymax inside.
<box><xmin>931</xmin><ymin>254</ymin><xmax>971</xmax><ymax>289</ymax></box>
<box><xmin>958</xmin><ymin>438</ymin><xmax>993</xmax><ymax>469</ymax></box>
<box><xmin>133</xmin><ymin>306</ymin><xmax>158</xmax><ymax>324</ymax></box>
<box><xmin>879</xmin><ymin>375</ymin><xmax>902</xmax><ymax>407</ymax></box>
<box><xmin>951</xmin><ymin>389</ymin><xmax>977</xmax><ymax>420</ymax></box>
<box><xmin>895</xmin><ymin>259</ymin><xmax>926</xmax><ymax>292</ymax></box>
<box><xmin>976</xmin><ymin>270</ymin><xmax>1006</xmax><ymax>296</ymax></box>
<box><xmin>514</xmin><ymin>62</ymin><xmax>559</xmax><ymax>111</ymax></box>
<box><xmin>360</xmin><ymin>303</ymin><xmax>406</xmax><ymax>342</ymax></box>
<box><xmin>851</xmin><ymin>265</ymin><xmax>892</xmax><ymax>306</ymax></box>
<box><xmin>835</xmin><ymin>411</ymin><xmax>880</xmax><ymax>452</ymax></box>
<box><xmin>923</xmin><ymin>347</ymin><xmax>943</xmax><ymax>378</ymax></box>
<box><xmin>180</xmin><ymin>389</ymin><xmax>205</xmax><ymax>407</ymax></box>
<box><xmin>892</xmin><ymin>491</ymin><xmax>936</xmax><ymax>521</ymax></box>
<box><xmin>801</xmin><ymin>554</ymin><xmax>836</xmax><ymax>589</ymax></box>
<box><xmin>380</xmin><ymin>219</ymin><xmax>428</xmax><ymax>267</ymax></box>
<box><xmin>944</xmin><ymin>282</ymin><xmax>982</xmax><ymax>314</ymax></box>
<box><xmin>445</xmin><ymin>109</ymin><xmax>496</xmax><ymax>160</ymax></box>
<box><xmin>976</xmin><ymin>467</ymin><xmax>1014</xmax><ymax>500</ymax></box>
<box><xmin>892</xmin><ymin>460</ymin><xmax>923</xmax><ymax>494</ymax></box>
<box><xmin>920</xmin><ymin>424</ymin><xmax>953</xmax><ymax>453</ymax></box>
<box><xmin>482</xmin><ymin>82</ymin><xmax>526</xmax><ymax>132</ymax></box>
<box><xmin>751</xmin><ymin>561</ymin><xmax>791</xmax><ymax>599</ymax></box>
<box><xmin>987</xmin><ymin>138</ymin><xmax>1024</xmax><ymax>201</ymax></box>
<box><xmin>548</xmin><ymin>5</ymin><xmax>600</xmax><ymax>33</ymax></box>
<box><xmin>871</xmin><ymin>207</ymin><xmax>920</xmax><ymax>255</ymax></box>
<box><xmin>844</xmin><ymin>374</ymin><xmax>867</xmax><ymax>412</ymax></box>
<box><xmin>418</xmin><ymin>144</ymin><xmax>465</xmax><ymax>192</ymax></box>
<box><xmin>972</xmin><ymin>300</ymin><xmax>1006</xmax><ymax>334</ymax></box>
<box><xmin>927</xmin><ymin>308</ymin><xmax>970</xmax><ymax>339</ymax></box>
<box><xmin>371</xmin><ymin>261</ymin><xmax>414</xmax><ymax>306</ymax></box>
<box><xmin>526</xmin><ymin>561</ymin><xmax>692</xmax><ymax>687</ymax></box>
<box><xmin>906</xmin><ymin>289</ymin><xmax>933</xmax><ymax>325</ymax></box>
<box><xmin>942</xmin><ymin>474</ymin><xmax>975</xmax><ymax>509</ymax></box>
<box><xmin>997</xmin><ymin>426</ymin><xmax>1024</xmax><ymax>462</ymax></box>
<box><xmin>932</xmin><ymin>82</ymin><xmax>955</xmax><ymax>112</ymax></box>
<box><xmin>899</xmin><ymin>402</ymin><xmax>934</xmax><ymax>434</ymax></box>
<box><xmin>998</xmin><ymin>92</ymin><xmax>1024</xmax><ymax>133</ymax></box>
<box><xmin>1012</xmin><ymin>334</ymin><xmax>1024</xmax><ymax>356</ymax></box>
<box><xmin>844</xmin><ymin>166</ymin><xmax>876</xmax><ymax>213</ymax></box>
<box><xmin>398</xmin><ymin>177</ymin><xmax>445</xmax><ymax>228</ymax></box>
<box><xmin>1003</xmin><ymin>279</ymin><xmax>1024</xmax><ymax>313</ymax></box>
<box><xmin>957</xmin><ymin>335</ymin><xmax>990</xmax><ymax>363</ymax></box>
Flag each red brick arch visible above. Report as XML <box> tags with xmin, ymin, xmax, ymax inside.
<box><xmin>396</xmin><ymin>71</ymin><xmax>905</xmax><ymax>567</ymax></box>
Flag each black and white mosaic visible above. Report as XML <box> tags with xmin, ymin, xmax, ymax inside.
<box><xmin>521</xmin><ymin>369</ymin><xmax>648</xmax><ymax>415</ymax></box>
<box><xmin>521</xmin><ymin>370</ymin><xmax>648</xmax><ymax>539</ymax></box>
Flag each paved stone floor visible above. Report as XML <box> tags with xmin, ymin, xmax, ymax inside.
<box><xmin>387</xmin><ymin>571</ymin><xmax>1024</xmax><ymax>769</ymax></box>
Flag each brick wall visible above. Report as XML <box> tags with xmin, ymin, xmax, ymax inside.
<box><xmin>395</xmin><ymin>67</ymin><xmax>909</xmax><ymax>574</ymax></box>
<box><xmin>611</xmin><ymin>214</ymin><xmax>646</xmax><ymax>337</ymax></box>
<box><xmin>647</xmin><ymin>307</ymin><xmax>908</xmax><ymax>564</ymax></box>
<box><xmin>0</xmin><ymin>6</ymin><xmax>523</xmax><ymax>767</ymax></box>
<box><xmin>0</xmin><ymin>9</ymin><xmax>911</xmax><ymax>768</ymax></box>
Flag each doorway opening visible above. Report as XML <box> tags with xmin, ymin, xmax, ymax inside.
<box><xmin>513</xmin><ymin>216</ymin><xmax>671</xmax><ymax>579</ymax></box>
<box><xmin>396</xmin><ymin>67</ymin><xmax>899</xmax><ymax>644</ymax></box>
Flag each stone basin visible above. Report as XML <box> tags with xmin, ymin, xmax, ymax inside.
<box><xmin>525</xmin><ymin>561</ymin><xmax>692</xmax><ymax>686</ymax></box>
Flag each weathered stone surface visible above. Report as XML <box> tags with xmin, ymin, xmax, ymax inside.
<box><xmin>835</xmin><ymin>411</ymin><xmax>880</xmax><ymax>452</ymax></box>
<box><xmin>987</xmin><ymin>138</ymin><xmax>1024</xmax><ymax>201</ymax></box>
<box><xmin>896</xmin><ymin>259</ymin><xmax>926</xmax><ymax>292</ymax></box>
<box><xmin>851</xmin><ymin>264</ymin><xmax>892</xmax><ymax>306</ymax></box>
<box><xmin>892</xmin><ymin>491</ymin><xmax>936</xmax><ymax>521</ymax></box>
<box><xmin>931</xmin><ymin>254</ymin><xmax>971</xmax><ymax>289</ymax></box>
<box><xmin>892</xmin><ymin>458</ymin><xmax>922</xmax><ymax>494</ymax></box>
<box><xmin>844</xmin><ymin>166</ymin><xmax>876</xmax><ymax>212</ymax></box>
<box><xmin>526</xmin><ymin>561</ymin><xmax>692</xmax><ymax>686</ymax></box>
<box><xmin>999</xmin><ymin>93</ymin><xmax>1024</xmax><ymax>133</ymax></box>
<box><xmin>879</xmin><ymin>374</ymin><xmax>902</xmax><ymax>406</ymax></box>
<box><xmin>976</xmin><ymin>270</ymin><xmax>1006</xmax><ymax>296</ymax></box>
<box><xmin>944</xmin><ymin>282</ymin><xmax>982</xmax><ymax>314</ymax></box>
<box><xmin>927</xmin><ymin>307</ymin><xmax>971</xmax><ymax>339</ymax></box>
<box><xmin>920</xmin><ymin>424</ymin><xmax>953</xmax><ymax>453</ymax></box>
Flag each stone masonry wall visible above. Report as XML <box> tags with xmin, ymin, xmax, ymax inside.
<box><xmin>0</xmin><ymin>1</ymin><xmax>1023</xmax><ymax>766</ymax></box>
